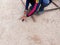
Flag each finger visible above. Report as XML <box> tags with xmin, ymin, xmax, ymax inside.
<box><xmin>19</xmin><ymin>16</ymin><xmax>24</xmax><ymax>20</ymax></box>
<box><xmin>22</xmin><ymin>19</ymin><xmax>24</xmax><ymax>22</ymax></box>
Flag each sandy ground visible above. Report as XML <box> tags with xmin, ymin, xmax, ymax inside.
<box><xmin>0</xmin><ymin>0</ymin><xmax>60</xmax><ymax>45</ymax></box>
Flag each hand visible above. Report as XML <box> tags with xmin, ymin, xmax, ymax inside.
<box><xmin>20</xmin><ymin>15</ymin><xmax>27</xmax><ymax>21</ymax></box>
<box><xmin>19</xmin><ymin>10</ymin><xmax>28</xmax><ymax>22</ymax></box>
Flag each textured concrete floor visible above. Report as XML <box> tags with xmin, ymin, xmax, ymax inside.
<box><xmin>0</xmin><ymin>0</ymin><xmax>60</xmax><ymax>45</ymax></box>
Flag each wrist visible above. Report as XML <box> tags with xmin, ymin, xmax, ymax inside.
<box><xmin>24</xmin><ymin>10</ymin><xmax>28</xmax><ymax>12</ymax></box>
<box><xmin>24</xmin><ymin>10</ymin><xmax>27</xmax><ymax>14</ymax></box>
